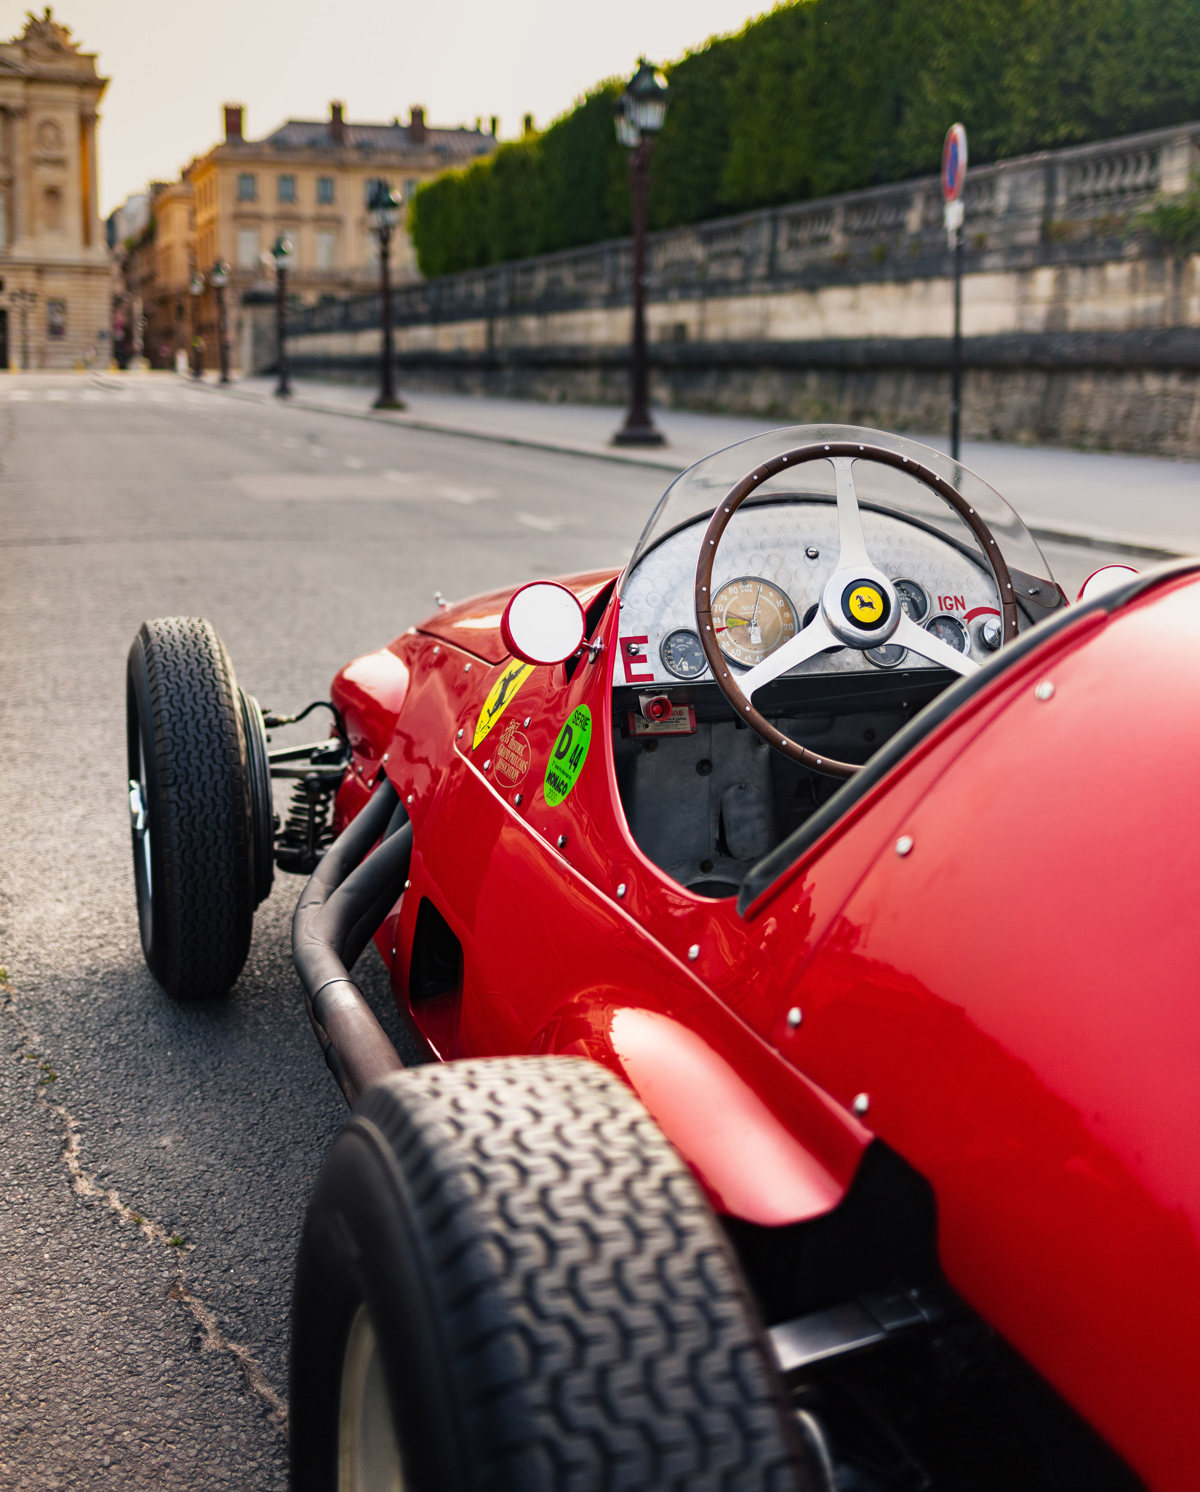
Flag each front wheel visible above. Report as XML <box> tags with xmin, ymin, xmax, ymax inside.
<box><xmin>126</xmin><ymin>616</ymin><xmax>270</xmax><ymax>998</ymax></box>
<box><xmin>290</xmin><ymin>1057</ymin><xmax>812</xmax><ymax>1492</ymax></box>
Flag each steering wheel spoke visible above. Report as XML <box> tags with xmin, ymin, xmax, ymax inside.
<box><xmin>739</xmin><ymin>613</ymin><xmax>840</xmax><ymax>698</ymax></box>
<box><xmin>892</xmin><ymin>612</ymin><xmax>979</xmax><ymax>677</ymax></box>
<box><xmin>831</xmin><ymin>457</ymin><xmax>871</xmax><ymax>571</ymax></box>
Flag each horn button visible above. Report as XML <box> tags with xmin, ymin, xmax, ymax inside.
<box><xmin>825</xmin><ymin>571</ymin><xmax>899</xmax><ymax>647</ymax></box>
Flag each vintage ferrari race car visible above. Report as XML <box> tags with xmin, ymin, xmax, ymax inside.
<box><xmin>126</xmin><ymin>425</ymin><xmax>1195</xmax><ymax>1492</ymax></box>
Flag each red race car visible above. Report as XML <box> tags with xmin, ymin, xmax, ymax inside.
<box><xmin>127</xmin><ymin>424</ymin><xmax>1190</xmax><ymax>1492</ymax></box>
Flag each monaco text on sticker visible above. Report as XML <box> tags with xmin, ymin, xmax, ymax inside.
<box><xmin>544</xmin><ymin>705</ymin><xmax>592</xmax><ymax>807</ymax></box>
<box><xmin>473</xmin><ymin>661</ymin><xmax>534</xmax><ymax>750</ymax></box>
<box><xmin>493</xmin><ymin>719</ymin><xmax>532</xmax><ymax>788</ymax></box>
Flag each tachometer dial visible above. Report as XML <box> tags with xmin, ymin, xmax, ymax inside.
<box><xmin>659</xmin><ymin>628</ymin><xmax>708</xmax><ymax>679</ymax></box>
<box><xmin>924</xmin><ymin>615</ymin><xmax>970</xmax><ymax>654</ymax></box>
<box><xmin>711</xmin><ymin>577</ymin><xmax>799</xmax><ymax>668</ymax></box>
<box><xmin>894</xmin><ymin>580</ymin><xmax>929</xmax><ymax>621</ymax></box>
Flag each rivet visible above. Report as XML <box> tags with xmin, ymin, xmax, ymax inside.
<box><xmin>786</xmin><ymin>1007</ymin><xmax>802</xmax><ymax>1029</ymax></box>
<box><xmin>456</xmin><ymin>729</ymin><xmax>464</xmax><ymax>739</ymax></box>
<box><xmin>1035</xmin><ymin>680</ymin><xmax>1055</xmax><ymax>701</ymax></box>
<box><xmin>557</xmin><ymin>834</ymin><xmax>567</xmax><ymax>848</ymax></box>
<box><xmin>687</xmin><ymin>944</ymin><xmax>700</xmax><ymax>961</ymax></box>
<box><xmin>406</xmin><ymin>794</ymin><xmax>414</xmax><ymax>804</ymax></box>
<box><xmin>895</xmin><ymin>835</ymin><xmax>914</xmax><ymax>856</ymax></box>
<box><xmin>403</xmin><ymin>880</ymin><xmax>410</xmax><ymax>891</ymax></box>
<box><xmin>355</xmin><ymin>763</ymin><xmax>362</xmax><ymax>773</ymax></box>
<box><xmin>523</xmin><ymin>717</ymin><xmax>531</xmax><ymax>727</ymax></box>
<box><xmin>391</xmin><ymin>946</ymin><xmax>396</xmax><ymax>958</ymax></box>
<box><xmin>806</xmin><ymin>547</ymin><xmax>819</xmax><ymax>559</ymax></box>
<box><xmin>483</xmin><ymin>759</ymin><xmax>490</xmax><ymax>771</ymax></box>
<box><xmin>616</xmin><ymin>883</ymin><xmax>627</xmax><ymax>898</ymax></box>
<box><xmin>853</xmin><ymin>1093</ymin><xmax>870</xmax><ymax>1116</ymax></box>
<box><xmin>464</xmin><ymin>663</ymin><xmax>472</xmax><ymax>672</ymax></box>
<box><xmin>514</xmin><ymin>793</ymin><xmax>523</xmax><ymax>805</ymax></box>
<box><xmin>432</xmin><ymin>645</ymin><xmax>439</xmax><ymax>654</ymax></box>
<box><xmin>382</xmin><ymin>753</ymin><xmax>389</xmax><ymax>763</ymax></box>
<box><xmin>1027</xmin><ymin>586</ymin><xmax>1038</xmax><ymax>596</ymax></box>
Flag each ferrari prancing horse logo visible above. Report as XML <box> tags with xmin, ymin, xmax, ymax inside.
<box><xmin>843</xmin><ymin>582</ymin><xmax>890</xmax><ymax>630</ymax></box>
<box><xmin>473</xmin><ymin>660</ymin><xmax>535</xmax><ymax>750</ymax></box>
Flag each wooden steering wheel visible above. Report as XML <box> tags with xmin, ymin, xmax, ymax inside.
<box><xmin>694</xmin><ymin>440</ymin><xmax>1020</xmax><ymax>778</ymax></box>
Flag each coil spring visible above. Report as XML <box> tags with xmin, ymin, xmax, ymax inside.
<box><xmin>275</xmin><ymin>773</ymin><xmax>337</xmax><ymax>875</ymax></box>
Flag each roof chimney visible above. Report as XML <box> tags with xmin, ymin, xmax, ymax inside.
<box><xmin>490</xmin><ymin>115</ymin><xmax>498</xmax><ymax>138</ymax></box>
<box><xmin>523</xmin><ymin>113</ymin><xmax>534</xmax><ymax>137</ymax></box>
<box><xmin>409</xmin><ymin>105</ymin><xmax>427</xmax><ymax>145</ymax></box>
<box><xmin>223</xmin><ymin>104</ymin><xmax>244</xmax><ymax>143</ymax></box>
<box><xmin>330</xmin><ymin>101</ymin><xmax>345</xmax><ymax>144</ymax></box>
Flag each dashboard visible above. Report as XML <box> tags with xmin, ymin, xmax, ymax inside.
<box><xmin>616</xmin><ymin>500</ymin><xmax>1003</xmax><ymax>691</ymax></box>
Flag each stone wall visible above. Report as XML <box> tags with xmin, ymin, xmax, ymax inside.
<box><xmin>261</xmin><ymin>120</ymin><xmax>1200</xmax><ymax>454</ymax></box>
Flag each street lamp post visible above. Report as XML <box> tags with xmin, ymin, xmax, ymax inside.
<box><xmin>368</xmin><ymin>180</ymin><xmax>405</xmax><ymax>410</ymax></box>
<box><xmin>210</xmin><ymin>260</ymin><xmax>232</xmax><ymax>385</ymax></box>
<box><xmin>270</xmin><ymin>233</ymin><xmax>294</xmax><ymax>399</ymax></box>
<box><xmin>188</xmin><ymin>273</ymin><xmax>204</xmax><ymax>378</ymax></box>
<box><xmin>612</xmin><ymin>59</ymin><xmax>670</xmax><ymax>448</ymax></box>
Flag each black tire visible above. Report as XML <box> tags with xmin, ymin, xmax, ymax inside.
<box><xmin>126</xmin><ymin>616</ymin><xmax>265</xmax><ymax>998</ymax></box>
<box><xmin>290</xmin><ymin>1056</ymin><xmax>811</xmax><ymax>1492</ymax></box>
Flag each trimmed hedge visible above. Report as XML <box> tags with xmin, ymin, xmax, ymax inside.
<box><xmin>412</xmin><ymin>0</ymin><xmax>1200</xmax><ymax>276</ymax></box>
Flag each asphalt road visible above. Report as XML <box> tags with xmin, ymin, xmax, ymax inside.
<box><xmin>0</xmin><ymin>372</ymin><xmax>1146</xmax><ymax>1489</ymax></box>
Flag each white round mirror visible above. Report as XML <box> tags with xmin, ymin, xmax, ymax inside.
<box><xmin>501</xmin><ymin>582</ymin><xmax>586</xmax><ymax>666</ymax></box>
<box><xmin>1076</xmin><ymin>565</ymin><xmax>1138</xmax><ymax>604</ymax></box>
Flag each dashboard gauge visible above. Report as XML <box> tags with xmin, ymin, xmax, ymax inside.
<box><xmin>894</xmin><ymin>579</ymin><xmax>929</xmax><ymax>621</ymax></box>
<box><xmin>866</xmin><ymin>643</ymin><xmax>908</xmax><ymax>669</ymax></box>
<box><xmin>711</xmin><ymin>577</ymin><xmax>799</xmax><ymax>668</ymax></box>
<box><xmin>659</xmin><ymin>628</ymin><xmax>708</xmax><ymax>680</ymax></box>
<box><xmin>924</xmin><ymin>615</ymin><xmax>970</xmax><ymax>654</ymax></box>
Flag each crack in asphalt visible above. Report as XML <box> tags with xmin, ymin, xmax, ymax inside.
<box><xmin>0</xmin><ymin>973</ymin><xmax>289</xmax><ymax>1436</ymax></box>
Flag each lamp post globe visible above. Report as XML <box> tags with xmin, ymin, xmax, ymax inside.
<box><xmin>210</xmin><ymin>259</ymin><xmax>232</xmax><ymax>385</ymax></box>
<box><xmin>271</xmin><ymin>233</ymin><xmax>294</xmax><ymax>399</ymax></box>
<box><xmin>368</xmin><ymin>179</ymin><xmax>405</xmax><ymax>411</ymax></box>
<box><xmin>612</xmin><ymin>59</ymin><xmax>670</xmax><ymax>448</ymax></box>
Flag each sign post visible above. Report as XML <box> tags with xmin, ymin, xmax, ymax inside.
<box><xmin>942</xmin><ymin>123</ymin><xmax>968</xmax><ymax>462</ymax></box>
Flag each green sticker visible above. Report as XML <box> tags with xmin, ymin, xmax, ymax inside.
<box><xmin>544</xmin><ymin>705</ymin><xmax>592</xmax><ymax>807</ymax></box>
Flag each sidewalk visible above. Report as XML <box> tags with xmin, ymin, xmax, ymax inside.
<box><xmin>201</xmin><ymin>373</ymin><xmax>1200</xmax><ymax>558</ymax></box>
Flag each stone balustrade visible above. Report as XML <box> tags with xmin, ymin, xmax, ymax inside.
<box><xmin>290</xmin><ymin>120</ymin><xmax>1200</xmax><ymax>339</ymax></box>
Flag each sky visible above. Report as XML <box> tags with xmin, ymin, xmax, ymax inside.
<box><xmin>0</xmin><ymin>1</ymin><xmax>774</xmax><ymax>216</ymax></box>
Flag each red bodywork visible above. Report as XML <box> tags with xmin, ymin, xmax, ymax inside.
<box><xmin>330</xmin><ymin>562</ymin><xmax>1200</xmax><ymax>1492</ymax></box>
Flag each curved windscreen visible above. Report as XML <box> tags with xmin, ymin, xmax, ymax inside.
<box><xmin>621</xmin><ymin>423</ymin><xmax>1054</xmax><ymax>591</ymax></box>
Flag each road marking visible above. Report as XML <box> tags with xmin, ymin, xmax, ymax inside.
<box><xmin>517</xmin><ymin>511</ymin><xmax>563</xmax><ymax>532</ymax></box>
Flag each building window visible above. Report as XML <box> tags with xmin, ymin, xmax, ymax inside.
<box><xmin>42</xmin><ymin>186</ymin><xmax>63</xmax><ymax>233</ymax></box>
<box><xmin>237</xmin><ymin>173</ymin><xmax>256</xmax><ymax>202</ymax></box>
<box><xmin>315</xmin><ymin>228</ymin><xmax>337</xmax><ymax>270</ymax></box>
<box><xmin>278</xmin><ymin>174</ymin><xmax>296</xmax><ymax>204</ymax></box>
<box><xmin>236</xmin><ymin>227</ymin><xmax>259</xmax><ymax>269</ymax></box>
<box><xmin>317</xmin><ymin>176</ymin><xmax>334</xmax><ymax>205</ymax></box>
<box><xmin>46</xmin><ymin>299</ymin><xmax>66</xmax><ymax>339</ymax></box>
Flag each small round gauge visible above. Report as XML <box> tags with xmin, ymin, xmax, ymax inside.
<box><xmin>894</xmin><ymin>580</ymin><xmax>929</xmax><ymax>621</ymax></box>
<box><xmin>659</xmin><ymin>628</ymin><xmax>708</xmax><ymax>679</ymax></box>
<box><xmin>924</xmin><ymin>615</ymin><xmax>970</xmax><ymax>654</ymax></box>
<box><xmin>711</xmin><ymin>577</ymin><xmax>799</xmax><ymax>668</ymax></box>
<box><xmin>866</xmin><ymin>643</ymin><xmax>908</xmax><ymax>669</ymax></box>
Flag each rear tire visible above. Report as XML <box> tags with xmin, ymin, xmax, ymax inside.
<box><xmin>126</xmin><ymin>616</ymin><xmax>265</xmax><ymax>998</ymax></box>
<box><xmin>290</xmin><ymin>1056</ymin><xmax>811</xmax><ymax>1492</ymax></box>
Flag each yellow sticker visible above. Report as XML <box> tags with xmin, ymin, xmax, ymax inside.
<box><xmin>848</xmin><ymin>585</ymin><xmax>886</xmax><ymax>625</ymax></box>
<box><xmin>473</xmin><ymin>660</ymin><xmax>534</xmax><ymax>749</ymax></box>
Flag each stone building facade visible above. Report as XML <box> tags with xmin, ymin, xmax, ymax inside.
<box><xmin>0</xmin><ymin>10</ymin><xmax>109</xmax><ymax>369</ymax></box>
<box><xmin>184</xmin><ymin>102</ymin><xmax>495</xmax><ymax>371</ymax></box>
